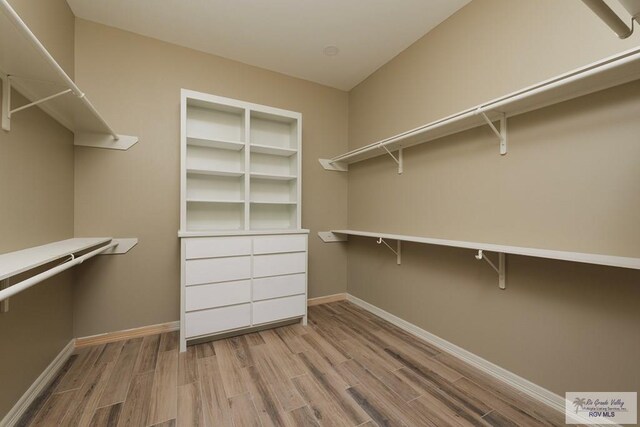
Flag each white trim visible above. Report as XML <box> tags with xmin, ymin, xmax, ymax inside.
<box><xmin>0</xmin><ymin>339</ymin><xmax>75</xmax><ymax>427</ymax></box>
<box><xmin>346</xmin><ymin>295</ymin><xmax>565</xmax><ymax>408</ymax></box>
<box><xmin>346</xmin><ymin>294</ymin><xmax>622</xmax><ymax>427</ymax></box>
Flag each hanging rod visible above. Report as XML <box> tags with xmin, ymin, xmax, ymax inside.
<box><xmin>319</xmin><ymin>46</ymin><xmax>640</xmax><ymax>169</ymax></box>
<box><xmin>0</xmin><ymin>241</ymin><xmax>117</xmax><ymax>303</ymax></box>
<box><xmin>0</xmin><ymin>0</ymin><xmax>119</xmax><ymax>140</ymax></box>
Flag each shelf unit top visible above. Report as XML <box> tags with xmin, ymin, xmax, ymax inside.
<box><xmin>322</xmin><ymin>46</ymin><xmax>640</xmax><ymax>166</ymax></box>
<box><xmin>179</xmin><ymin>229</ymin><xmax>310</xmax><ymax>238</ymax></box>
<box><xmin>0</xmin><ymin>0</ymin><xmax>118</xmax><ymax>137</ymax></box>
<box><xmin>0</xmin><ymin>237</ymin><xmax>113</xmax><ymax>281</ymax></box>
<box><xmin>333</xmin><ymin>230</ymin><xmax>640</xmax><ymax>270</ymax></box>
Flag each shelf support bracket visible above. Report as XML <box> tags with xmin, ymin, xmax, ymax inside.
<box><xmin>475</xmin><ymin>250</ymin><xmax>506</xmax><ymax>289</ymax></box>
<box><xmin>380</xmin><ymin>145</ymin><xmax>403</xmax><ymax>174</ymax></box>
<box><xmin>0</xmin><ymin>279</ymin><xmax>9</xmax><ymax>313</ymax></box>
<box><xmin>1</xmin><ymin>74</ymin><xmax>9</xmax><ymax>131</ymax></box>
<box><xmin>377</xmin><ymin>238</ymin><xmax>401</xmax><ymax>265</ymax></box>
<box><xmin>477</xmin><ymin>110</ymin><xmax>507</xmax><ymax>155</ymax></box>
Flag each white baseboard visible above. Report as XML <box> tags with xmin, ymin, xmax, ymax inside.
<box><xmin>0</xmin><ymin>339</ymin><xmax>75</xmax><ymax>427</ymax></box>
<box><xmin>346</xmin><ymin>294</ymin><xmax>567</xmax><ymax>414</ymax></box>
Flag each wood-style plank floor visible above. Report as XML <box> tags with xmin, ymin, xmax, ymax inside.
<box><xmin>18</xmin><ymin>301</ymin><xmax>566</xmax><ymax>426</ymax></box>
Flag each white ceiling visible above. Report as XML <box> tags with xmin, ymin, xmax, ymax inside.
<box><xmin>66</xmin><ymin>0</ymin><xmax>470</xmax><ymax>91</ymax></box>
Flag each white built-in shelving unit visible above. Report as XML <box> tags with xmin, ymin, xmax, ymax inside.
<box><xmin>0</xmin><ymin>0</ymin><xmax>138</xmax><ymax>149</ymax></box>
<box><xmin>180</xmin><ymin>90</ymin><xmax>302</xmax><ymax>233</ymax></box>
<box><xmin>179</xmin><ymin>90</ymin><xmax>307</xmax><ymax>352</ymax></box>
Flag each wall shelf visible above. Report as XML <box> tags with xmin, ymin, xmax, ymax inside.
<box><xmin>319</xmin><ymin>46</ymin><xmax>640</xmax><ymax>172</ymax></box>
<box><xmin>0</xmin><ymin>0</ymin><xmax>138</xmax><ymax>150</ymax></box>
<box><xmin>0</xmin><ymin>238</ymin><xmax>138</xmax><ymax>309</ymax></box>
<box><xmin>321</xmin><ymin>229</ymin><xmax>640</xmax><ymax>270</ymax></box>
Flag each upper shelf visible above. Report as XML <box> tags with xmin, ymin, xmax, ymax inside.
<box><xmin>320</xmin><ymin>46</ymin><xmax>640</xmax><ymax>171</ymax></box>
<box><xmin>0</xmin><ymin>0</ymin><xmax>137</xmax><ymax>150</ymax></box>
<box><xmin>326</xmin><ymin>229</ymin><xmax>640</xmax><ymax>270</ymax></box>
<box><xmin>0</xmin><ymin>237</ymin><xmax>133</xmax><ymax>281</ymax></box>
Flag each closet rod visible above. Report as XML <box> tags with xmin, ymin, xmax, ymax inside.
<box><xmin>0</xmin><ymin>241</ymin><xmax>117</xmax><ymax>302</ymax></box>
<box><xmin>0</xmin><ymin>0</ymin><xmax>119</xmax><ymax>140</ymax></box>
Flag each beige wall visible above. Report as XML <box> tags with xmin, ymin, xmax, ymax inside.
<box><xmin>0</xmin><ymin>0</ymin><xmax>75</xmax><ymax>418</ymax></box>
<box><xmin>347</xmin><ymin>0</ymin><xmax>640</xmax><ymax>398</ymax></box>
<box><xmin>72</xmin><ymin>19</ymin><xmax>348</xmax><ymax>337</ymax></box>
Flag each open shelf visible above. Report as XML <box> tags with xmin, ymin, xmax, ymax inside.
<box><xmin>0</xmin><ymin>1</ymin><xmax>137</xmax><ymax>150</ymax></box>
<box><xmin>250</xmin><ymin>203</ymin><xmax>297</xmax><ymax>230</ymax></box>
<box><xmin>250</xmin><ymin>144</ymin><xmax>297</xmax><ymax>157</ymax></box>
<box><xmin>328</xmin><ymin>230</ymin><xmax>640</xmax><ymax>270</ymax></box>
<box><xmin>187</xmin><ymin>169</ymin><xmax>244</xmax><ymax>178</ymax></box>
<box><xmin>320</xmin><ymin>46</ymin><xmax>640</xmax><ymax>170</ymax></box>
<box><xmin>186</xmin><ymin>99</ymin><xmax>245</xmax><ymax>144</ymax></box>
<box><xmin>186</xmin><ymin>137</ymin><xmax>245</xmax><ymax>151</ymax></box>
<box><xmin>250</xmin><ymin>172</ymin><xmax>297</xmax><ymax>181</ymax></box>
<box><xmin>0</xmin><ymin>238</ymin><xmax>112</xmax><ymax>281</ymax></box>
<box><xmin>250</xmin><ymin>201</ymin><xmax>298</xmax><ymax>205</ymax></box>
<box><xmin>186</xmin><ymin>201</ymin><xmax>245</xmax><ymax>231</ymax></box>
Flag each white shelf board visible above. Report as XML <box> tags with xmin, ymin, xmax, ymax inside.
<box><xmin>321</xmin><ymin>46</ymin><xmax>640</xmax><ymax>167</ymax></box>
<box><xmin>0</xmin><ymin>1</ymin><xmax>137</xmax><ymax>149</ymax></box>
<box><xmin>0</xmin><ymin>237</ymin><xmax>112</xmax><ymax>281</ymax></box>
<box><xmin>332</xmin><ymin>230</ymin><xmax>640</xmax><ymax>270</ymax></box>
<box><xmin>250</xmin><ymin>172</ymin><xmax>297</xmax><ymax>181</ymax></box>
<box><xmin>250</xmin><ymin>144</ymin><xmax>297</xmax><ymax>157</ymax></box>
<box><xmin>250</xmin><ymin>200</ymin><xmax>297</xmax><ymax>205</ymax></box>
<box><xmin>186</xmin><ymin>198</ymin><xmax>245</xmax><ymax>204</ymax></box>
<box><xmin>187</xmin><ymin>136</ymin><xmax>245</xmax><ymax>151</ymax></box>
<box><xmin>179</xmin><ymin>229</ymin><xmax>310</xmax><ymax>238</ymax></box>
<box><xmin>187</xmin><ymin>168</ymin><xmax>244</xmax><ymax>178</ymax></box>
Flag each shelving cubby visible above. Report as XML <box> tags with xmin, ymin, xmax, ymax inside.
<box><xmin>180</xmin><ymin>90</ymin><xmax>302</xmax><ymax>232</ymax></box>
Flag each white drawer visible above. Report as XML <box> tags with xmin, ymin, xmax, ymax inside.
<box><xmin>253</xmin><ymin>274</ymin><xmax>306</xmax><ymax>301</ymax></box>
<box><xmin>185</xmin><ymin>303</ymin><xmax>251</xmax><ymax>338</ymax></box>
<box><xmin>252</xmin><ymin>294</ymin><xmax>306</xmax><ymax>325</ymax></box>
<box><xmin>253</xmin><ymin>234</ymin><xmax>307</xmax><ymax>255</ymax></box>
<box><xmin>185</xmin><ymin>237</ymin><xmax>251</xmax><ymax>259</ymax></box>
<box><xmin>253</xmin><ymin>252</ymin><xmax>306</xmax><ymax>278</ymax></box>
<box><xmin>185</xmin><ymin>280</ymin><xmax>251</xmax><ymax>311</ymax></box>
<box><xmin>185</xmin><ymin>256</ymin><xmax>251</xmax><ymax>285</ymax></box>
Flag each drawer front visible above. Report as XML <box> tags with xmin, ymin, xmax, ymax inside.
<box><xmin>253</xmin><ymin>274</ymin><xmax>306</xmax><ymax>301</ymax></box>
<box><xmin>253</xmin><ymin>234</ymin><xmax>307</xmax><ymax>255</ymax></box>
<box><xmin>185</xmin><ymin>256</ymin><xmax>251</xmax><ymax>286</ymax></box>
<box><xmin>185</xmin><ymin>280</ymin><xmax>251</xmax><ymax>311</ymax></box>
<box><xmin>252</xmin><ymin>294</ymin><xmax>306</xmax><ymax>325</ymax></box>
<box><xmin>253</xmin><ymin>252</ymin><xmax>306</xmax><ymax>278</ymax></box>
<box><xmin>185</xmin><ymin>237</ymin><xmax>251</xmax><ymax>259</ymax></box>
<box><xmin>185</xmin><ymin>303</ymin><xmax>251</xmax><ymax>338</ymax></box>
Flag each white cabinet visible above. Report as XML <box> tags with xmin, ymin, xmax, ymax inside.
<box><xmin>180</xmin><ymin>232</ymin><xmax>308</xmax><ymax>350</ymax></box>
<box><xmin>179</xmin><ymin>90</ymin><xmax>307</xmax><ymax>352</ymax></box>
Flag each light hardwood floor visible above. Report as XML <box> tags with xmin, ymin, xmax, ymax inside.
<box><xmin>18</xmin><ymin>301</ymin><xmax>567</xmax><ymax>426</ymax></box>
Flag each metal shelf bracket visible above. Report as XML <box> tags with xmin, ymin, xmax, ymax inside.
<box><xmin>0</xmin><ymin>279</ymin><xmax>9</xmax><ymax>313</ymax></box>
<box><xmin>377</xmin><ymin>237</ymin><xmax>402</xmax><ymax>265</ymax></box>
<box><xmin>1</xmin><ymin>75</ymin><xmax>74</xmax><ymax>132</ymax></box>
<box><xmin>380</xmin><ymin>145</ymin><xmax>403</xmax><ymax>174</ymax></box>
<box><xmin>477</xmin><ymin>110</ymin><xmax>507</xmax><ymax>155</ymax></box>
<box><xmin>475</xmin><ymin>250</ymin><xmax>506</xmax><ymax>289</ymax></box>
